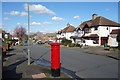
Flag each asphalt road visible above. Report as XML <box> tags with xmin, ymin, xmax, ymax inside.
<box><xmin>27</xmin><ymin>43</ymin><xmax>118</xmax><ymax>78</ymax></box>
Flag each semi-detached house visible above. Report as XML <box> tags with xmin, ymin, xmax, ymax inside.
<box><xmin>56</xmin><ymin>14</ymin><xmax>120</xmax><ymax>46</ymax></box>
<box><xmin>80</xmin><ymin>14</ymin><xmax>120</xmax><ymax>46</ymax></box>
<box><xmin>56</xmin><ymin>23</ymin><xmax>76</xmax><ymax>43</ymax></box>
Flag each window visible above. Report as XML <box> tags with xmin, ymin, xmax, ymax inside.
<box><xmin>94</xmin><ymin>26</ymin><xmax>98</xmax><ymax>30</ymax></box>
<box><xmin>85</xmin><ymin>28</ymin><xmax>91</xmax><ymax>33</ymax></box>
<box><xmin>93</xmin><ymin>40</ymin><xmax>96</xmax><ymax>44</ymax></box>
<box><xmin>82</xmin><ymin>40</ymin><xmax>85</xmax><ymax>43</ymax></box>
<box><xmin>106</xmin><ymin>27</ymin><xmax>108</xmax><ymax>30</ymax></box>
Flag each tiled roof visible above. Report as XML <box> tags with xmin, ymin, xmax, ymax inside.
<box><xmin>91</xmin><ymin>16</ymin><xmax>120</xmax><ymax>27</ymax></box>
<box><xmin>2</xmin><ymin>30</ymin><xmax>6</xmax><ymax>33</ymax></box>
<box><xmin>110</xmin><ymin>29</ymin><xmax>120</xmax><ymax>34</ymax></box>
<box><xmin>62</xmin><ymin>25</ymin><xmax>76</xmax><ymax>32</ymax></box>
<box><xmin>46</xmin><ymin>33</ymin><xmax>56</xmax><ymax>37</ymax></box>
<box><xmin>79</xmin><ymin>20</ymin><xmax>92</xmax><ymax>29</ymax></box>
<box><xmin>79</xmin><ymin>16</ymin><xmax>120</xmax><ymax>29</ymax></box>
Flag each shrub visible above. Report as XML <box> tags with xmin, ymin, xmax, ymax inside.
<box><xmin>76</xmin><ymin>43</ymin><xmax>80</xmax><ymax>47</ymax></box>
<box><xmin>69</xmin><ymin>43</ymin><xmax>74</xmax><ymax>47</ymax></box>
<box><xmin>5</xmin><ymin>39</ymin><xmax>13</xmax><ymax>46</ymax></box>
<box><xmin>109</xmin><ymin>47</ymin><xmax>119</xmax><ymax>52</ymax></box>
<box><xmin>19</xmin><ymin>42</ymin><xmax>24</xmax><ymax>46</ymax></box>
<box><xmin>61</xmin><ymin>39</ymin><xmax>72</xmax><ymax>46</ymax></box>
<box><xmin>69</xmin><ymin>43</ymin><xmax>80</xmax><ymax>47</ymax></box>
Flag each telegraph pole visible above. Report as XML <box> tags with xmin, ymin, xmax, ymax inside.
<box><xmin>28</xmin><ymin>0</ymin><xmax>30</xmax><ymax>65</ymax></box>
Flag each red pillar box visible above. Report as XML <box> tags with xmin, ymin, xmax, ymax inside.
<box><xmin>50</xmin><ymin>43</ymin><xmax>61</xmax><ymax>77</ymax></box>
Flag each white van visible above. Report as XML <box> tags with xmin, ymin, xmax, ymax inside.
<box><xmin>82</xmin><ymin>40</ymin><xmax>99</xmax><ymax>46</ymax></box>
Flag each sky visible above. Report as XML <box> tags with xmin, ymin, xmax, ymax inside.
<box><xmin>1</xmin><ymin>2</ymin><xmax>118</xmax><ymax>34</ymax></box>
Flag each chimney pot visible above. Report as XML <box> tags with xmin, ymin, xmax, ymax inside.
<box><xmin>92</xmin><ymin>14</ymin><xmax>98</xmax><ymax>20</ymax></box>
<box><xmin>67</xmin><ymin>23</ymin><xmax>70</xmax><ymax>27</ymax></box>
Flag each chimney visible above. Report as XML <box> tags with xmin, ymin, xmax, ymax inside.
<box><xmin>92</xmin><ymin>14</ymin><xmax>98</xmax><ymax>20</ymax></box>
<box><xmin>67</xmin><ymin>23</ymin><xmax>70</xmax><ymax>27</ymax></box>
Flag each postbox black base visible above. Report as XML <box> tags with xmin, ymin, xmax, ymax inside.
<box><xmin>51</xmin><ymin>68</ymin><xmax>60</xmax><ymax>77</ymax></box>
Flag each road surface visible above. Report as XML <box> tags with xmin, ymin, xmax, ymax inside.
<box><xmin>25</xmin><ymin>43</ymin><xmax>118</xmax><ymax>78</ymax></box>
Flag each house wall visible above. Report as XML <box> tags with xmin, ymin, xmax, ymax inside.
<box><xmin>85</xmin><ymin>26</ymin><xmax>119</xmax><ymax>37</ymax></box>
<box><xmin>57</xmin><ymin>34</ymin><xmax>60</xmax><ymax>39</ymax></box>
<box><xmin>57</xmin><ymin>32</ymin><xmax>75</xmax><ymax>40</ymax></box>
<box><xmin>65</xmin><ymin>32</ymin><xmax>75</xmax><ymax>40</ymax></box>
<box><xmin>84</xmin><ymin>26</ymin><xmax>119</xmax><ymax>45</ymax></box>
<box><xmin>108</xmin><ymin>37</ymin><xmax>118</xmax><ymax>47</ymax></box>
<box><xmin>5</xmin><ymin>34</ymin><xmax>8</xmax><ymax>39</ymax></box>
<box><xmin>60</xmin><ymin>33</ymin><xmax>66</xmax><ymax>38</ymax></box>
<box><xmin>74</xmin><ymin>30</ymin><xmax>84</xmax><ymax>37</ymax></box>
<box><xmin>99</xmin><ymin>26</ymin><xmax>119</xmax><ymax>37</ymax></box>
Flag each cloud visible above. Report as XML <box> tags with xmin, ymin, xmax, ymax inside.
<box><xmin>16</xmin><ymin>22</ymin><xmax>22</xmax><ymax>26</ymax></box>
<box><xmin>0</xmin><ymin>24</ymin><xmax>8</xmax><ymax>27</ymax></box>
<box><xmin>30</xmin><ymin>22</ymin><xmax>41</xmax><ymax>26</ymax></box>
<box><xmin>24</xmin><ymin>4</ymin><xmax>56</xmax><ymax>15</ymax></box>
<box><xmin>20</xmin><ymin>12</ymin><xmax>28</xmax><ymax>16</ymax></box>
<box><xmin>74</xmin><ymin>16</ymin><xmax>80</xmax><ymax>20</ymax></box>
<box><xmin>52</xmin><ymin>16</ymin><xmax>65</xmax><ymax>21</ymax></box>
<box><xmin>4</xmin><ymin>11</ymin><xmax>20</xmax><ymax>16</ymax></box>
<box><xmin>42</xmin><ymin>22</ymin><xmax>52</xmax><ymax>25</ymax></box>
<box><xmin>20</xmin><ymin>12</ymin><xmax>32</xmax><ymax>17</ymax></box>
<box><xmin>4</xmin><ymin>17</ymin><xmax>11</xmax><ymax>20</ymax></box>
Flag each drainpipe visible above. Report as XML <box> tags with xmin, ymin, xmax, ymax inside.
<box><xmin>99</xmin><ymin>36</ymin><xmax>101</xmax><ymax>46</ymax></box>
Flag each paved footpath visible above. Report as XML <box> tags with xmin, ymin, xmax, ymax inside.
<box><xmin>2</xmin><ymin>45</ymin><xmax>71</xmax><ymax>79</ymax></box>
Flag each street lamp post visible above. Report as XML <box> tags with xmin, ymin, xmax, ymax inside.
<box><xmin>28</xmin><ymin>0</ymin><xmax>30</xmax><ymax>65</ymax></box>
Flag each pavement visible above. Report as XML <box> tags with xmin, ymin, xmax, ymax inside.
<box><xmin>72</xmin><ymin>47</ymin><xmax>119</xmax><ymax>60</ymax></box>
<box><xmin>25</xmin><ymin>43</ymin><xmax>119</xmax><ymax>78</ymax></box>
<box><xmin>2</xmin><ymin>45</ymin><xmax>71</xmax><ymax>79</ymax></box>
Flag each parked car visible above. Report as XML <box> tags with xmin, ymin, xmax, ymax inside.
<box><xmin>37</xmin><ymin>41</ymin><xmax>42</xmax><ymax>44</ymax></box>
<box><xmin>82</xmin><ymin>40</ymin><xmax>99</xmax><ymax>46</ymax></box>
<box><xmin>48</xmin><ymin>41</ymin><xmax>53</xmax><ymax>44</ymax></box>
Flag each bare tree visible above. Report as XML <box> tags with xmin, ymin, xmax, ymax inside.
<box><xmin>14</xmin><ymin>26</ymin><xmax>26</xmax><ymax>42</ymax></box>
<box><xmin>36</xmin><ymin>32</ymin><xmax>45</xmax><ymax>42</ymax></box>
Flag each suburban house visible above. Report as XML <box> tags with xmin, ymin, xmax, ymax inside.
<box><xmin>56</xmin><ymin>23</ymin><xmax>76</xmax><ymax>43</ymax></box>
<box><xmin>2</xmin><ymin>30</ymin><xmax>12</xmax><ymax>40</ymax></box>
<box><xmin>11</xmin><ymin>34</ymin><xmax>19</xmax><ymax>40</ymax></box>
<box><xmin>108</xmin><ymin>29</ymin><xmax>120</xmax><ymax>47</ymax></box>
<box><xmin>79</xmin><ymin>14</ymin><xmax>120</xmax><ymax>46</ymax></box>
<box><xmin>70</xmin><ymin>27</ymin><xmax>84</xmax><ymax>43</ymax></box>
<box><xmin>2</xmin><ymin>30</ymin><xmax>6</xmax><ymax>41</ymax></box>
<box><xmin>44</xmin><ymin>33</ymin><xmax>56</xmax><ymax>40</ymax></box>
